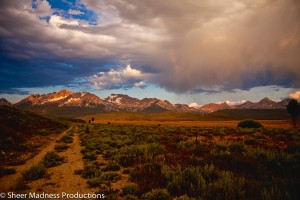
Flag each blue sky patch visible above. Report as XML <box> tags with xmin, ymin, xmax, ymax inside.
<box><xmin>34</xmin><ymin>0</ymin><xmax>98</xmax><ymax>25</ymax></box>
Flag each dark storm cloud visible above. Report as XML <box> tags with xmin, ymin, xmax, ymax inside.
<box><xmin>0</xmin><ymin>0</ymin><xmax>300</xmax><ymax>94</ymax></box>
<box><xmin>0</xmin><ymin>49</ymin><xmax>115</xmax><ymax>94</ymax></box>
<box><xmin>83</xmin><ymin>0</ymin><xmax>300</xmax><ymax>92</ymax></box>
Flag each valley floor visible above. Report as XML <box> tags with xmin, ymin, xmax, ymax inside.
<box><xmin>89</xmin><ymin>119</ymin><xmax>291</xmax><ymax>129</ymax></box>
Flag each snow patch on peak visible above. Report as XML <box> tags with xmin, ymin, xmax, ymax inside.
<box><xmin>107</xmin><ymin>94</ymin><xmax>123</xmax><ymax>104</ymax></box>
<box><xmin>80</xmin><ymin>92</ymin><xmax>87</xmax><ymax>97</ymax></box>
<box><xmin>41</xmin><ymin>96</ymin><xmax>68</xmax><ymax>104</ymax></box>
<box><xmin>115</xmin><ymin>97</ymin><xmax>122</xmax><ymax>104</ymax></box>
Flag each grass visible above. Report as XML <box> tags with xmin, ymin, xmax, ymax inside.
<box><xmin>22</xmin><ymin>162</ymin><xmax>46</xmax><ymax>181</ymax></box>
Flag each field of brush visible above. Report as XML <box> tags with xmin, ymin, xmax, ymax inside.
<box><xmin>76</xmin><ymin>123</ymin><xmax>300</xmax><ymax>199</ymax></box>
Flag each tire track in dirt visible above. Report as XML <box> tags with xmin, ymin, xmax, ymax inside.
<box><xmin>0</xmin><ymin>127</ymin><xmax>73</xmax><ymax>192</ymax></box>
<box><xmin>26</xmin><ymin>126</ymin><xmax>97</xmax><ymax>195</ymax></box>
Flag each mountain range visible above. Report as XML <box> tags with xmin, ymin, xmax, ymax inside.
<box><xmin>0</xmin><ymin>90</ymin><xmax>290</xmax><ymax>115</ymax></box>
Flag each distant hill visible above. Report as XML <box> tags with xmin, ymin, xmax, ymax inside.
<box><xmin>0</xmin><ymin>106</ymin><xmax>68</xmax><ymax>165</ymax></box>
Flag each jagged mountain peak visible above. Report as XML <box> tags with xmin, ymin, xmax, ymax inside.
<box><xmin>220</xmin><ymin>102</ymin><xmax>230</xmax><ymax>106</ymax></box>
<box><xmin>57</xmin><ymin>89</ymin><xmax>73</xmax><ymax>96</ymax></box>
<box><xmin>259</xmin><ymin>97</ymin><xmax>275</xmax><ymax>103</ymax></box>
<box><xmin>0</xmin><ymin>98</ymin><xmax>12</xmax><ymax>106</ymax></box>
<box><xmin>105</xmin><ymin>93</ymin><xmax>141</xmax><ymax>105</ymax></box>
<box><xmin>15</xmin><ymin>89</ymin><xmax>104</xmax><ymax>108</ymax></box>
<box><xmin>200</xmin><ymin>102</ymin><xmax>231</xmax><ymax>112</ymax></box>
<box><xmin>278</xmin><ymin>98</ymin><xmax>291</xmax><ymax>107</ymax></box>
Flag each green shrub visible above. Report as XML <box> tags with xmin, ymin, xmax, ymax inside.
<box><xmin>82</xmin><ymin>164</ymin><xmax>101</xmax><ymax>179</ymax></box>
<box><xmin>229</xmin><ymin>142</ymin><xmax>246</xmax><ymax>153</ymax></box>
<box><xmin>102</xmin><ymin>160</ymin><xmax>121</xmax><ymax>172</ymax></box>
<box><xmin>261</xmin><ymin>186</ymin><xmax>293</xmax><ymax>200</ymax></box>
<box><xmin>253</xmin><ymin>132</ymin><xmax>265</xmax><ymax>139</ymax></box>
<box><xmin>60</xmin><ymin>135</ymin><xmax>73</xmax><ymax>143</ymax></box>
<box><xmin>87</xmin><ymin>177</ymin><xmax>103</xmax><ymax>187</ymax></box>
<box><xmin>83</xmin><ymin>152</ymin><xmax>97</xmax><ymax>161</ymax></box>
<box><xmin>122</xmin><ymin>185</ymin><xmax>140</xmax><ymax>197</ymax></box>
<box><xmin>0</xmin><ymin>168</ymin><xmax>16</xmax><ymax>177</ymax></box>
<box><xmin>174</xmin><ymin>195</ymin><xmax>196</xmax><ymax>200</ymax></box>
<box><xmin>146</xmin><ymin>143</ymin><xmax>166</xmax><ymax>160</ymax></box>
<box><xmin>244</xmin><ymin>137</ymin><xmax>257</xmax><ymax>145</ymax></box>
<box><xmin>165</xmin><ymin>166</ymin><xmax>206</xmax><ymax>197</ymax></box>
<box><xmin>215</xmin><ymin>142</ymin><xmax>228</xmax><ymax>151</ymax></box>
<box><xmin>54</xmin><ymin>143</ymin><xmax>69</xmax><ymax>152</ymax></box>
<box><xmin>143</xmin><ymin>189</ymin><xmax>170</xmax><ymax>200</ymax></box>
<box><xmin>114</xmin><ymin>145</ymin><xmax>145</xmax><ymax>167</ymax></box>
<box><xmin>101</xmin><ymin>172</ymin><xmax>121</xmax><ymax>182</ymax></box>
<box><xmin>237</xmin><ymin>119</ymin><xmax>263</xmax><ymax>128</ymax></box>
<box><xmin>23</xmin><ymin>162</ymin><xmax>46</xmax><ymax>180</ymax></box>
<box><xmin>124</xmin><ymin>194</ymin><xmax>139</xmax><ymax>200</ymax></box>
<box><xmin>206</xmin><ymin>171</ymin><xmax>245</xmax><ymax>200</ymax></box>
<box><xmin>130</xmin><ymin>162</ymin><xmax>163</xmax><ymax>192</ymax></box>
<box><xmin>43</xmin><ymin>152</ymin><xmax>64</xmax><ymax>168</ymax></box>
<box><xmin>74</xmin><ymin>169</ymin><xmax>83</xmax><ymax>175</ymax></box>
<box><xmin>87</xmin><ymin>172</ymin><xmax>121</xmax><ymax>187</ymax></box>
<box><xmin>14</xmin><ymin>179</ymin><xmax>30</xmax><ymax>191</ymax></box>
<box><xmin>177</xmin><ymin>141</ymin><xmax>195</xmax><ymax>151</ymax></box>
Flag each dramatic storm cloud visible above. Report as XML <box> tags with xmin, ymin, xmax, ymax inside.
<box><xmin>0</xmin><ymin>0</ymin><xmax>299</xmax><ymax>103</ymax></box>
<box><xmin>82</xmin><ymin>0</ymin><xmax>300</xmax><ymax>92</ymax></box>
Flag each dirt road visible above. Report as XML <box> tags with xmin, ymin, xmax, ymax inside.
<box><xmin>26</xmin><ymin>126</ymin><xmax>94</xmax><ymax>195</ymax></box>
<box><xmin>0</xmin><ymin>126</ymin><xmax>96</xmax><ymax>197</ymax></box>
<box><xmin>0</xmin><ymin>127</ymin><xmax>72</xmax><ymax>192</ymax></box>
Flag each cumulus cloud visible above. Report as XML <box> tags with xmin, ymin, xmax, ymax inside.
<box><xmin>189</xmin><ymin>102</ymin><xmax>201</xmax><ymax>108</ymax></box>
<box><xmin>89</xmin><ymin>65</ymin><xmax>150</xmax><ymax>89</ymax></box>
<box><xmin>0</xmin><ymin>0</ymin><xmax>300</xmax><ymax>93</ymax></box>
<box><xmin>190</xmin><ymin>100</ymin><xmax>246</xmax><ymax>107</ymax></box>
<box><xmin>224</xmin><ymin>100</ymin><xmax>247</xmax><ymax>106</ymax></box>
<box><xmin>49</xmin><ymin>15</ymin><xmax>81</xmax><ymax>26</ymax></box>
<box><xmin>33</xmin><ymin>0</ymin><xmax>52</xmax><ymax>17</ymax></box>
<box><xmin>134</xmin><ymin>81</ymin><xmax>146</xmax><ymax>88</ymax></box>
<box><xmin>289</xmin><ymin>91</ymin><xmax>300</xmax><ymax>100</ymax></box>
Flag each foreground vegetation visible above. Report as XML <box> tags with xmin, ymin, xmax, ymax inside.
<box><xmin>0</xmin><ymin>106</ymin><xmax>68</xmax><ymax>166</ymax></box>
<box><xmin>77</xmin><ymin>123</ymin><xmax>300</xmax><ymax>199</ymax></box>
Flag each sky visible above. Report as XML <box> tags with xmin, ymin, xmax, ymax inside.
<box><xmin>0</xmin><ymin>0</ymin><xmax>300</xmax><ymax>106</ymax></box>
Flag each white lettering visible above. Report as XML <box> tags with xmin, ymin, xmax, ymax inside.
<box><xmin>7</xmin><ymin>192</ymin><xmax>27</xmax><ymax>199</ymax></box>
